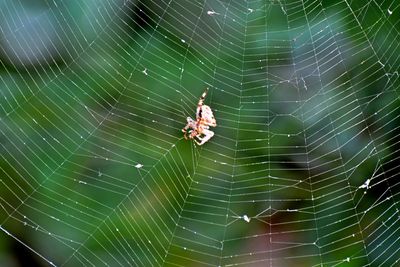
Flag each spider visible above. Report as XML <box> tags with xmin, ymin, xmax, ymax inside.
<box><xmin>182</xmin><ymin>88</ymin><xmax>217</xmax><ymax>145</ymax></box>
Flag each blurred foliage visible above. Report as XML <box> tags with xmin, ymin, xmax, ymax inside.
<box><xmin>1</xmin><ymin>0</ymin><xmax>399</xmax><ymax>266</ymax></box>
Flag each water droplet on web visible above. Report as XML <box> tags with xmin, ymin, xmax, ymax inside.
<box><xmin>135</xmin><ymin>164</ymin><xmax>143</xmax><ymax>169</ymax></box>
<box><xmin>207</xmin><ymin>11</ymin><xmax>219</xmax><ymax>15</ymax></box>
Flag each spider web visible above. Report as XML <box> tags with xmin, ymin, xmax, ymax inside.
<box><xmin>1</xmin><ymin>0</ymin><xmax>400</xmax><ymax>266</ymax></box>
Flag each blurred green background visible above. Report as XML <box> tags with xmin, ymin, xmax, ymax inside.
<box><xmin>1</xmin><ymin>0</ymin><xmax>399</xmax><ymax>266</ymax></box>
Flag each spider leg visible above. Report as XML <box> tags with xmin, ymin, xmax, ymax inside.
<box><xmin>197</xmin><ymin>88</ymin><xmax>209</xmax><ymax>107</ymax></box>
<box><xmin>182</xmin><ymin>125</ymin><xmax>189</xmax><ymax>139</ymax></box>
<box><xmin>197</xmin><ymin>129</ymin><xmax>214</xmax><ymax>145</ymax></box>
<box><xmin>182</xmin><ymin>117</ymin><xmax>196</xmax><ymax>140</ymax></box>
<box><xmin>194</xmin><ymin>139</ymin><xmax>202</xmax><ymax>146</ymax></box>
<box><xmin>193</xmin><ymin>131</ymin><xmax>207</xmax><ymax>145</ymax></box>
